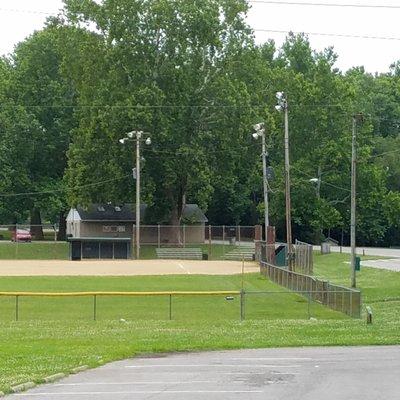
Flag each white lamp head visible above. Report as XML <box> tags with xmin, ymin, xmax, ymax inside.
<box><xmin>145</xmin><ymin>137</ymin><xmax>151</xmax><ymax>145</ymax></box>
<box><xmin>119</xmin><ymin>138</ymin><xmax>126</xmax><ymax>144</ymax></box>
<box><xmin>126</xmin><ymin>131</ymin><xmax>134</xmax><ymax>138</ymax></box>
<box><xmin>309</xmin><ymin>178</ymin><xmax>319</xmax><ymax>183</ymax></box>
<box><xmin>253</xmin><ymin>123</ymin><xmax>264</xmax><ymax>131</ymax></box>
<box><xmin>276</xmin><ymin>91</ymin><xmax>285</xmax><ymax>101</ymax></box>
<box><xmin>275</xmin><ymin>105</ymin><xmax>282</xmax><ymax>112</ymax></box>
<box><xmin>252</xmin><ymin>132</ymin><xmax>259</xmax><ymax>139</ymax></box>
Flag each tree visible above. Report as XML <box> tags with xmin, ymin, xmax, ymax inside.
<box><xmin>63</xmin><ymin>0</ymin><xmax>257</xmax><ymax>234</ymax></box>
<box><xmin>10</xmin><ymin>23</ymin><xmax>77</xmax><ymax>239</ymax></box>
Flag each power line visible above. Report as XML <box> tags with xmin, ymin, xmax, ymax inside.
<box><xmin>254</xmin><ymin>28</ymin><xmax>400</xmax><ymax>41</ymax></box>
<box><xmin>1</xmin><ymin>2</ymin><xmax>400</xmax><ymax>15</ymax></box>
<box><xmin>0</xmin><ymin>8</ymin><xmax>56</xmax><ymax>15</ymax></box>
<box><xmin>291</xmin><ymin>165</ymin><xmax>351</xmax><ymax>192</ymax></box>
<box><xmin>0</xmin><ymin>175</ymin><xmax>130</xmax><ymax>198</ymax></box>
<box><xmin>249</xmin><ymin>1</ymin><xmax>400</xmax><ymax>10</ymax></box>
<box><xmin>368</xmin><ymin>148</ymin><xmax>400</xmax><ymax>159</ymax></box>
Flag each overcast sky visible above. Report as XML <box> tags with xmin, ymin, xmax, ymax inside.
<box><xmin>0</xmin><ymin>0</ymin><xmax>399</xmax><ymax>73</ymax></box>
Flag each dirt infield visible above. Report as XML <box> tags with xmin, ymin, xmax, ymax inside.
<box><xmin>0</xmin><ymin>259</ymin><xmax>259</xmax><ymax>276</ymax></box>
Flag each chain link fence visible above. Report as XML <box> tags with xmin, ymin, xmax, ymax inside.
<box><xmin>139</xmin><ymin>225</ymin><xmax>258</xmax><ymax>260</ymax></box>
<box><xmin>0</xmin><ymin>290</ymin><xmax>346</xmax><ymax>322</ymax></box>
<box><xmin>258</xmin><ymin>241</ymin><xmax>361</xmax><ymax>318</ymax></box>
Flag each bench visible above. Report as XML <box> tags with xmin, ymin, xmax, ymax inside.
<box><xmin>156</xmin><ymin>247</ymin><xmax>203</xmax><ymax>260</ymax></box>
<box><xmin>224</xmin><ymin>247</ymin><xmax>255</xmax><ymax>261</ymax></box>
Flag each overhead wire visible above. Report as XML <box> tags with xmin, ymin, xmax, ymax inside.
<box><xmin>0</xmin><ymin>174</ymin><xmax>131</xmax><ymax>198</ymax></box>
<box><xmin>249</xmin><ymin>1</ymin><xmax>400</xmax><ymax>10</ymax></box>
<box><xmin>254</xmin><ymin>29</ymin><xmax>400</xmax><ymax>42</ymax></box>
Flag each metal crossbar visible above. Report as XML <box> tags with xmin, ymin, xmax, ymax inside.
<box><xmin>0</xmin><ymin>291</ymin><xmax>240</xmax><ymax>297</ymax></box>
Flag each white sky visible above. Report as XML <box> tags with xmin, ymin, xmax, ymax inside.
<box><xmin>0</xmin><ymin>0</ymin><xmax>399</xmax><ymax>73</ymax></box>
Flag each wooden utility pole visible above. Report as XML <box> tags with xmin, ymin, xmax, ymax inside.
<box><xmin>283</xmin><ymin>98</ymin><xmax>293</xmax><ymax>270</ymax></box>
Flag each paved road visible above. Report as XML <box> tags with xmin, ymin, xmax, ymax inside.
<box><xmin>314</xmin><ymin>245</ymin><xmax>400</xmax><ymax>272</ymax></box>
<box><xmin>7</xmin><ymin>346</ymin><xmax>400</xmax><ymax>399</ymax></box>
<box><xmin>355</xmin><ymin>258</ymin><xmax>400</xmax><ymax>272</ymax></box>
<box><xmin>314</xmin><ymin>245</ymin><xmax>400</xmax><ymax>258</ymax></box>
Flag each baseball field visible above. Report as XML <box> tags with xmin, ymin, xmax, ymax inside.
<box><xmin>0</xmin><ymin>253</ymin><xmax>399</xmax><ymax>394</ymax></box>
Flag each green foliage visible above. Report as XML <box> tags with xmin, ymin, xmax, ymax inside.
<box><xmin>0</xmin><ymin>1</ymin><xmax>399</xmax><ymax>245</ymax></box>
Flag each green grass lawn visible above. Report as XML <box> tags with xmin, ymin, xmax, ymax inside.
<box><xmin>313</xmin><ymin>252</ymin><xmax>400</xmax><ymax>303</ymax></box>
<box><xmin>0</xmin><ymin>253</ymin><xmax>399</xmax><ymax>393</ymax></box>
<box><xmin>0</xmin><ymin>242</ymin><xmax>68</xmax><ymax>260</ymax></box>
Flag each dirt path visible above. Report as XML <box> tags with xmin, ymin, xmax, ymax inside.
<box><xmin>0</xmin><ymin>259</ymin><xmax>259</xmax><ymax>276</ymax></box>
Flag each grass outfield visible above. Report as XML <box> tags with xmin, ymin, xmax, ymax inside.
<box><xmin>0</xmin><ymin>274</ymin><xmax>342</xmax><ymax>322</ymax></box>
<box><xmin>0</xmin><ymin>253</ymin><xmax>399</xmax><ymax>392</ymax></box>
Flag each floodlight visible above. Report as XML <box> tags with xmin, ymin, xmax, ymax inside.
<box><xmin>252</xmin><ymin>132</ymin><xmax>259</xmax><ymax>139</ymax></box>
<box><xmin>119</xmin><ymin>138</ymin><xmax>126</xmax><ymax>144</ymax></box>
<box><xmin>309</xmin><ymin>178</ymin><xmax>319</xmax><ymax>183</ymax></box>
<box><xmin>276</xmin><ymin>91</ymin><xmax>284</xmax><ymax>100</ymax></box>
<box><xmin>253</xmin><ymin>123</ymin><xmax>264</xmax><ymax>131</ymax></box>
<box><xmin>126</xmin><ymin>131</ymin><xmax>134</xmax><ymax>138</ymax></box>
<box><xmin>145</xmin><ymin>137</ymin><xmax>152</xmax><ymax>145</ymax></box>
<box><xmin>275</xmin><ymin>105</ymin><xmax>282</xmax><ymax>112</ymax></box>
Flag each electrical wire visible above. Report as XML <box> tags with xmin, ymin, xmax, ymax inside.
<box><xmin>291</xmin><ymin>165</ymin><xmax>351</xmax><ymax>192</ymax></box>
<box><xmin>2</xmin><ymin>2</ymin><xmax>400</xmax><ymax>14</ymax></box>
<box><xmin>249</xmin><ymin>1</ymin><xmax>400</xmax><ymax>10</ymax></box>
<box><xmin>368</xmin><ymin>148</ymin><xmax>400</xmax><ymax>159</ymax></box>
<box><xmin>254</xmin><ymin>28</ymin><xmax>400</xmax><ymax>41</ymax></box>
<box><xmin>0</xmin><ymin>8</ymin><xmax>56</xmax><ymax>15</ymax></box>
<box><xmin>0</xmin><ymin>174</ymin><xmax>130</xmax><ymax>198</ymax></box>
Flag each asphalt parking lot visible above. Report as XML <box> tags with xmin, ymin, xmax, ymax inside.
<box><xmin>7</xmin><ymin>346</ymin><xmax>400</xmax><ymax>400</ymax></box>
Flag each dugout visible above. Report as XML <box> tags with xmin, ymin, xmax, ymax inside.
<box><xmin>68</xmin><ymin>237</ymin><xmax>131</xmax><ymax>260</ymax></box>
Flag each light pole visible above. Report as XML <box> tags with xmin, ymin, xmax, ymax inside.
<box><xmin>119</xmin><ymin>130</ymin><xmax>151</xmax><ymax>260</ymax></box>
<box><xmin>275</xmin><ymin>92</ymin><xmax>293</xmax><ymax>269</ymax></box>
<box><xmin>252</xmin><ymin>122</ymin><xmax>269</xmax><ymax>242</ymax></box>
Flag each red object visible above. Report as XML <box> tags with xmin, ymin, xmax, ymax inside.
<box><xmin>12</xmin><ymin>229</ymin><xmax>32</xmax><ymax>242</ymax></box>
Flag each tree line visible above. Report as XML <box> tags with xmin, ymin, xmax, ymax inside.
<box><xmin>0</xmin><ymin>0</ymin><xmax>399</xmax><ymax>245</ymax></box>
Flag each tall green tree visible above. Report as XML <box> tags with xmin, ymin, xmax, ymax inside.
<box><xmin>10</xmin><ymin>23</ymin><xmax>77</xmax><ymax>238</ymax></box>
<box><xmin>63</xmin><ymin>0</ymin><xmax>257</xmax><ymax>230</ymax></box>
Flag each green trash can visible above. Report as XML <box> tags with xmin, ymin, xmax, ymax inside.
<box><xmin>275</xmin><ymin>245</ymin><xmax>287</xmax><ymax>267</ymax></box>
<box><xmin>355</xmin><ymin>256</ymin><xmax>361</xmax><ymax>271</ymax></box>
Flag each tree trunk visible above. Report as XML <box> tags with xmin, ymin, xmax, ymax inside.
<box><xmin>57</xmin><ymin>210</ymin><xmax>67</xmax><ymax>241</ymax></box>
<box><xmin>168</xmin><ymin>192</ymin><xmax>185</xmax><ymax>245</ymax></box>
<box><xmin>30</xmin><ymin>208</ymin><xmax>44</xmax><ymax>240</ymax></box>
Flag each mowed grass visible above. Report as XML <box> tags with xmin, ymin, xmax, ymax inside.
<box><xmin>0</xmin><ymin>253</ymin><xmax>399</xmax><ymax>392</ymax></box>
<box><xmin>313</xmin><ymin>252</ymin><xmax>400</xmax><ymax>304</ymax></box>
<box><xmin>0</xmin><ymin>242</ymin><xmax>68</xmax><ymax>260</ymax></box>
<box><xmin>0</xmin><ymin>274</ymin><xmax>340</xmax><ymax>322</ymax></box>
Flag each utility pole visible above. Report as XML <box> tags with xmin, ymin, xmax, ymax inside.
<box><xmin>276</xmin><ymin>92</ymin><xmax>293</xmax><ymax>270</ymax></box>
<box><xmin>136</xmin><ymin>135</ymin><xmax>141</xmax><ymax>260</ymax></box>
<box><xmin>284</xmin><ymin>99</ymin><xmax>293</xmax><ymax>268</ymax></box>
<box><xmin>252</xmin><ymin>123</ymin><xmax>269</xmax><ymax>241</ymax></box>
<box><xmin>350</xmin><ymin>114</ymin><xmax>362</xmax><ymax>288</ymax></box>
<box><xmin>119</xmin><ymin>131</ymin><xmax>152</xmax><ymax>260</ymax></box>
